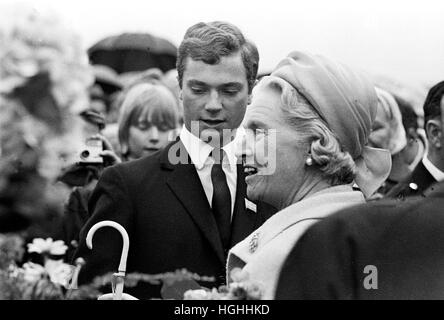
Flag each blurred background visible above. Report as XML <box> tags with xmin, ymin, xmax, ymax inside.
<box><xmin>3</xmin><ymin>0</ymin><xmax>443</xmax><ymax>87</ymax></box>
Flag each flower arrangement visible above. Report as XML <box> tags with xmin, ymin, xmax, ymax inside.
<box><xmin>0</xmin><ymin>4</ymin><xmax>93</xmax><ymax>113</ymax></box>
<box><xmin>0</xmin><ymin>234</ymin><xmax>220</xmax><ymax>300</ymax></box>
<box><xmin>184</xmin><ymin>268</ymin><xmax>264</xmax><ymax>300</ymax></box>
<box><xmin>0</xmin><ymin>235</ymin><xmax>101</xmax><ymax>300</ymax></box>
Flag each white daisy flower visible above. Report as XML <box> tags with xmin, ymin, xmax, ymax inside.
<box><xmin>27</xmin><ymin>238</ymin><xmax>68</xmax><ymax>256</ymax></box>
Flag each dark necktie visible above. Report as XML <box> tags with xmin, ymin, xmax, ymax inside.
<box><xmin>210</xmin><ymin>149</ymin><xmax>232</xmax><ymax>254</ymax></box>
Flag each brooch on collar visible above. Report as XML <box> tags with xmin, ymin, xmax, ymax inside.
<box><xmin>249</xmin><ymin>232</ymin><xmax>260</xmax><ymax>253</ymax></box>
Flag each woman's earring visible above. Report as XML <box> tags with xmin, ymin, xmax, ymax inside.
<box><xmin>305</xmin><ymin>156</ymin><xmax>313</xmax><ymax>166</ymax></box>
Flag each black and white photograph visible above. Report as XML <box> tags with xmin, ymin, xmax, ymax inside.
<box><xmin>1</xmin><ymin>0</ymin><xmax>444</xmax><ymax>309</ymax></box>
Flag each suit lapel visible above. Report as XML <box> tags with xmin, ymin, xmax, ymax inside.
<box><xmin>230</xmin><ymin>165</ymin><xmax>260</xmax><ymax>247</ymax></box>
<box><xmin>162</xmin><ymin>140</ymin><xmax>226</xmax><ymax>264</ymax></box>
<box><xmin>412</xmin><ymin>161</ymin><xmax>437</xmax><ymax>191</ymax></box>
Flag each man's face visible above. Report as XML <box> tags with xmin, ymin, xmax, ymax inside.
<box><xmin>424</xmin><ymin>95</ymin><xmax>444</xmax><ymax>169</ymax></box>
<box><xmin>180</xmin><ymin>52</ymin><xmax>250</xmax><ymax>146</ymax></box>
<box><xmin>439</xmin><ymin>95</ymin><xmax>444</xmax><ymax>155</ymax></box>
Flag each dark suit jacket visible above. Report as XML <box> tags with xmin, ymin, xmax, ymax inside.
<box><xmin>275</xmin><ymin>181</ymin><xmax>444</xmax><ymax>300</ymax></box>
<box><xmin>54</xmin><ymin>183</ymin><xmax>96</xmax><ymax>262</ymax></box>
<box><xmin>74</xmin><ymin>140</ymin><xmax>275</xmax><ymax>298</ymax></box>
<box><xmin>386</xmin><ymin>161</ymin><xmax>437</xmax><ymax>199</ymax></box>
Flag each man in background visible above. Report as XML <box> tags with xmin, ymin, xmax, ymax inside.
<box><xmin>388</xmin><ymin>81</ymin><xmax>444</xmax><ymax>198</ymax></box>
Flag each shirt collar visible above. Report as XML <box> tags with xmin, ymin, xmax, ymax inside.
<box><xmin>179</xmin><ymin>125</ymin><xmax>244</xmax><ymax>170</ymax></box>
<box><xmin>422</xmin><ymin>156</ymin><xmax>444</xmax><ymax>182</ymax></box>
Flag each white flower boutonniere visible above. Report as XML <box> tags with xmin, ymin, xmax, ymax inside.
<box><xmin>245</xmin><ymin>198</ymin><xmax>257</xmax><ymax>213</ymax></box>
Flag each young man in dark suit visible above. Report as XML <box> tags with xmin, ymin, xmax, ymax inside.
<box><xmin>387</xmin><ymin>81</ymin><xmax>444</xmax><ymax>199</ymax></box>
<box><xmin>73</xmin><ymin>21</ymin><xmax>275</xmax><ymax>298</ymax></box>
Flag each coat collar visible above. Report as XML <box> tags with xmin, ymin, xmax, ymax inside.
<box><xmin>410</xmin><ymin>161</ymin><xmax>436</xmax><ymax>192</ymax></box>
<box><xmin>228</xmin><ymin>185</ymin><xmax>365</xmax><ymax>264</ymax></box>
<box><xmin>422</xmin><ymin>156</ymin><xmax>444</xmax><ymax>183</ymax></box>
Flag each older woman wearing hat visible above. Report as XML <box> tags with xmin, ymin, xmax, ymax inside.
<box><xmin>227</xmin><ymin>51</ymin><xmax>391</xmax><ymax>299</ymax></box>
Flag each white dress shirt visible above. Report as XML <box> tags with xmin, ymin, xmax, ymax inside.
<box><xmin>422</xmin><ymin>155</ymin><xmax>444</xmax><ymax>182</ymax></box>
<box><xmin>180</xmin><ymin>125</ymin><xmax>244</xmax><ymax>217</ymax></box>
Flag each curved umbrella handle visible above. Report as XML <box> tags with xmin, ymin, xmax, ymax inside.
<box><xmin>86</xmin><ymin>220</ymin><xmax>129</xmax><ymax>274</ymax></box>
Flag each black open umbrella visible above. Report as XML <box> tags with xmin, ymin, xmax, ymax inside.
<box><xmin>88</xmin><ymin>32</ymin><xmax>177</xmax><ymax>74</ymax></box>
<box><xmin>92</xmin><ymin>64</ymin><xmax>123</xmax><ymax>95</ymax></box>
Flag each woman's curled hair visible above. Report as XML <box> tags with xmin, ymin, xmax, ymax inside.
<box><xmin>260</xmin><ymin>76</ymin><xmax>357</xmax><ymax>186</ymax></box>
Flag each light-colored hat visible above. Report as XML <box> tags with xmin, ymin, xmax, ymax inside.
<box><xmin>271</xmin><ymin>51</ymin><xmax>391</xmax><ymax>197</ymax></box>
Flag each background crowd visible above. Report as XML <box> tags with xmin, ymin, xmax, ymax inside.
<box><xmin>0</xmin><ymin>3</ymin><xmax>443</xmax><ymax>300</ymax></box>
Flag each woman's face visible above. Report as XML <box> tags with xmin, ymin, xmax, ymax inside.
<box><xmin>127</xmin><ymin>121</ymin><xmax>174</xmax><ymax>160</ymax></box>
<box><xmin>240</xmin><ymin>85</ymin><xmax>307</xmax><ymax>208</ymax></box>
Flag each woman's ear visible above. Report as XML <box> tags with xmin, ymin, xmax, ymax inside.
<box><xmin>426</xmin><ymin>119</ymin><xmax>442</xmax><ymax>148</ymax></box>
